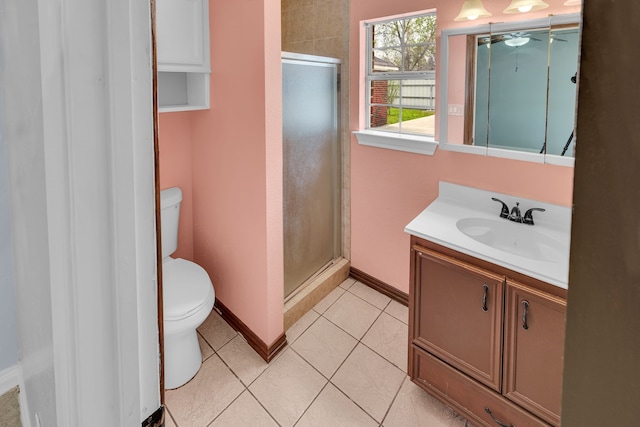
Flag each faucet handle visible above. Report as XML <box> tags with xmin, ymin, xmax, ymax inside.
<box><xmin>523</xmin><ymin>207</ymin><xmax>546</xmax><ymax>225</ymax></box>
<box><xmin>491</xmin><ymin>197</ymin><xmax>510</xmax><ymax>219</ymax></box>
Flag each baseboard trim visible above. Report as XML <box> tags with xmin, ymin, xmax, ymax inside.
<box><xmin>141</xmin><ymin>405</ymin><xmax>165</xmax><ymax>427</ymax></box>
<box><xmin>214</xmin><ymin>299</ymin><xmax>287</xmax><ymax>363</ymax></box>
<box><xmin>349</xmin><ymin>267</ymin><xmax>409</xmax><ymax>306</ymax></box>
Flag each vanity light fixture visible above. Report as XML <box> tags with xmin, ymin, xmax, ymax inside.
<box><xmin>563</xmin><ymin>0</ymin><xmax>581</xmax><ymax>5</ymax></box>
<box><xmin>454</xmin><ymin>0</ymin><xmax>492</xmax><ymax>21</ymax></box>
<box><xmin>503</xmin><ymin>0</ymin><xmax>549</xmax><ymax>14</ymax></box>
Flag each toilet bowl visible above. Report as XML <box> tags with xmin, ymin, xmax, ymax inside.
<box><xmin>161</xmin><ymin>187</ymin><xmax>215</xmax><ymax>389</ymax></box>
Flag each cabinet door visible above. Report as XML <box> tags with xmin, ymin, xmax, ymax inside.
<box><xmin>156</xmin><ymin>0</ymin><xmax>207</xmax><ymax>69</ymax></box>
<box><xmin>503</xmin><ymin>280</ymin><xmax>566</xmax><ymax>426</ymax></box>
<box><xmin>412</xmin><ymin>248</ymin><xmax>505</xmax><ymax>391</ymax></box>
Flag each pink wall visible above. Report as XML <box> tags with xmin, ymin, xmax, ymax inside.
<box><xmin>158</xmin><ymin>112</ymin><xmax>194</xmax><ymax>260</ymax></box>
<box><xmin>156</xmin><ymin>0</ymin><xmax>580</xmax><ymax>345</ymax></box>
<box><xmin>188</xmin><ymin>0</ymin><xmax>284</xmax><ymax>346</ymax></box>
<box><xmin>350</xmin><ymin>0</ymin><xmax>579</xmax><ymax>294</ymax></box>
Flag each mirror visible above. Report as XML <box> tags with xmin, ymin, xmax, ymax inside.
<box><xmin>439</xmin><ymin>14</ymin><xmax>580</xmax><ymax>166</ymax></box>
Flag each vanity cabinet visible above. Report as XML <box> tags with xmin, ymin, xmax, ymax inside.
<box><xmin>409</xmin><ymin>237</ymin><xmax>567</xmax><ymax>427</ymax></box>
<box><xmin>156</xmin><ymin>0</ymin><xmax>210</xmax><ymax>112</ymax></box>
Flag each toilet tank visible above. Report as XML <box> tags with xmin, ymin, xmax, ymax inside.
<box><xmin>160</xmin><ymin>187</ymin><xmax>182</xmax><ymax>259</ymax></box>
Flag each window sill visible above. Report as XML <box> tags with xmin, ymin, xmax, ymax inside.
<box><xmin>354</xmin><ymin>130</ymin><xmax>438</xmax><ymax>156</ymax></box>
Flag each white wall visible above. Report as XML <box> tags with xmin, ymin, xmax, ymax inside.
<box><xmin>0</xmin><ymin>102</ymin><xmax>19</xmax><ymax>372</ymax></box>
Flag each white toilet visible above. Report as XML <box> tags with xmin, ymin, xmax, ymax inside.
<box><xmin>160</xmin><ymin>187</ymin><xmax>215</xmax><ymax>389</ymax></box>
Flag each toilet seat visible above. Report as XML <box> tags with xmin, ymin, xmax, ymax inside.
<box><xmin>163</xmin><ymin>258</ymin><xmax>215</xmax><ymax>321</ymax></box>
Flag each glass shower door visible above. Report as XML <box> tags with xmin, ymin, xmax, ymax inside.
<box><xmin>282</xmin><ymin>53</ymin><xmax>341</xmax><ymax>299</ymax></box>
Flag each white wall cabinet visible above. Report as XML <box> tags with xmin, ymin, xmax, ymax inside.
<box><xmin>156</xmin><ymin>0</ymin><xmax>210</xmax><ymax>112</ymax></box>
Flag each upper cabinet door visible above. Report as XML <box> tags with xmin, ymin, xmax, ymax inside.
<box><xmin>156</xmin><ymin>0</ymin><xmax>210</xmax><ymax>71</ymax></box>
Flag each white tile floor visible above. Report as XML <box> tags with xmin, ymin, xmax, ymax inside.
<box><xmin>165</xmin><ymin>278</ymin><xmax>472</xmax><ymax>427</ymax></box>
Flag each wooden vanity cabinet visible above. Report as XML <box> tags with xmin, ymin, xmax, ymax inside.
<box><xmin>409</xmin><ymin>237</ymin><xmax>567</xmax><ymax>427</ymax></box>
<box><xmin>503</xmin><ymin>280</ymin><xmax>566</xmax><ymax>426</ymax></box>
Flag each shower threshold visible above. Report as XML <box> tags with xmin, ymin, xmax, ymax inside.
<box><xmin>283</xmin><ymin>257</ymin><xmax>350</xmax><ymax>330</ymax></box>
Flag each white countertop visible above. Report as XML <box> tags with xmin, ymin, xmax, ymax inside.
<box><xmin>405</xmin><ymin>182</ymin><xmax>572</xmax><ymax>289</ymax></box>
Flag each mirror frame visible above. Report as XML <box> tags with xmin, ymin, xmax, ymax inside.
<box><xmin>438</xmin><ymin>13</ymin><xmax>580</xmax><ymax>167</ymax></box>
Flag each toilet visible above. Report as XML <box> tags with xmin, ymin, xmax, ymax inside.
<box><xmin>160</xmin><ymin>187</ymin><xmax>215</xmax><ymax>389</ymax></box>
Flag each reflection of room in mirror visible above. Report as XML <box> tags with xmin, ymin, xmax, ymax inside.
<box><xmin>475</xmin><ymin>27</ymin><xmax>551</xmax><ymax>154</ymax></box>
<box><xmin>547</xmin><ymin>27</ymin><xmax>580</xmax><ymax>156</ymax></box>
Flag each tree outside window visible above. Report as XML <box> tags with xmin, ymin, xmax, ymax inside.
<box><xmin>367</xmin><ymin>13</ymin><xmax>437</xmax><ymax>136</ymax></box>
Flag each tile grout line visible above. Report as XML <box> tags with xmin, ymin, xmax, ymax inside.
<box><xmin>245</xmin><ymin>387</ymin><xmax>284</xmax><ymax>427</ymax></box>
<box><xmin>290</xmin><ymin>379</ymin><xmax>332</xmax><ymax>427</ymax></box>
<box><xmin>379</xmin><ymin>374</ymin><xmax>409</xmax><ymax>426</ymax></box>
<box><xmin>203</xmin><ymin>340</ymin><xmax>284</xmax><ymax>427</ymax></box>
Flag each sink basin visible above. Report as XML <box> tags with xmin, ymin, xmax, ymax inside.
<box><xmin>456</xmin><ymin>218</ymin><xmax>568</xmax><ymax>263</ymax></box>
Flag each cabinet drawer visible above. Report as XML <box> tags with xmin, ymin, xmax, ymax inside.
<box><xmin>411</xmin><ymin>345</ymin><xmax>551</xmax><ymax>427</ymax></box>
<box><xmin>412</xmin><ymin>248</ymin><xmax>504</xmax><ymax>391</ymax></box>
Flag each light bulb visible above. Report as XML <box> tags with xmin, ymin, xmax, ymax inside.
<box><xmin>455</xmin><ymin>0</ymin><xmax>492</xmax><ymax>21</ymax></box>
<box><xmin>503</xmin><ymin>0</ymin><xmax>549</xmax><ymax>14</ymax></box>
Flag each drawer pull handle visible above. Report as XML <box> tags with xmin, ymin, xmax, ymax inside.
<box><xmin>522</xmin><ymin>300</ymin><xmax>530</xmax><ymax>330</ymax></box>
<box><xmin>482</xmin><ymin>285</ymin><xmax>489</xmax><ymax>312</ymax></box>
<box><xmin>485</xmin><ymin>407</ymin><xmax>514</xmax><ymax>427</ymax></box>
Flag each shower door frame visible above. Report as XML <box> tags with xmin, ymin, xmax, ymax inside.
<box><xmin>282</xmin><ymin>52</ymin><xmax>342</xmax><ymax>301</ymax></box>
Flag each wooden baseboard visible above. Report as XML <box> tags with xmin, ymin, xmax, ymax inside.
<box><xmin>214</xmin><ymin>299</ymin><xmax>287</xmax><ymax>363</ymax></box>
<box><xmin>349</xmin><ymin>267</ymin><xmax>409</xmax><ymax>306</ymax></box>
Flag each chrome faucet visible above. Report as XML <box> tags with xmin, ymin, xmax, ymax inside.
<box><xmin>491</xmin><ymin>198</ymin><xmax>545</xmax><ymax>225</ymax></box>
<box><xmin>509</xmin><ymin>202</ymin><xmax>523</xmax><ymax>223</ymax></box>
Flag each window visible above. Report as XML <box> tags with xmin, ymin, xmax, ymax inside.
<box><xmin>355</xmin><ymin>12</ymin><xmax>438</xmax><ymax>155</ymax></box>
<box><xmin>366</xmin><ymin>13</ymin><xmax>436</xmax><ymax>137</ymax></box>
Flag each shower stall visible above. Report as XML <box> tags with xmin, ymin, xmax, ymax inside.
<box><xmin>282</xmin><ymin>52</ymin><xmax>342</xmax><ymax>299</ymax></box>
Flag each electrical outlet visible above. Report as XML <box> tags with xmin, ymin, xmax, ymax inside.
<box><xmin>448</xmin><ymin>104</ymin><xmax>464</xmax><ymax>116</ymax></box>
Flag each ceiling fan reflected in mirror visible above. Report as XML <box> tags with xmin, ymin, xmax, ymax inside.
<box><xmin>477</xmin><ymin>31</ymin><xmax>545</xmax><ymax>47</ymax></box>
